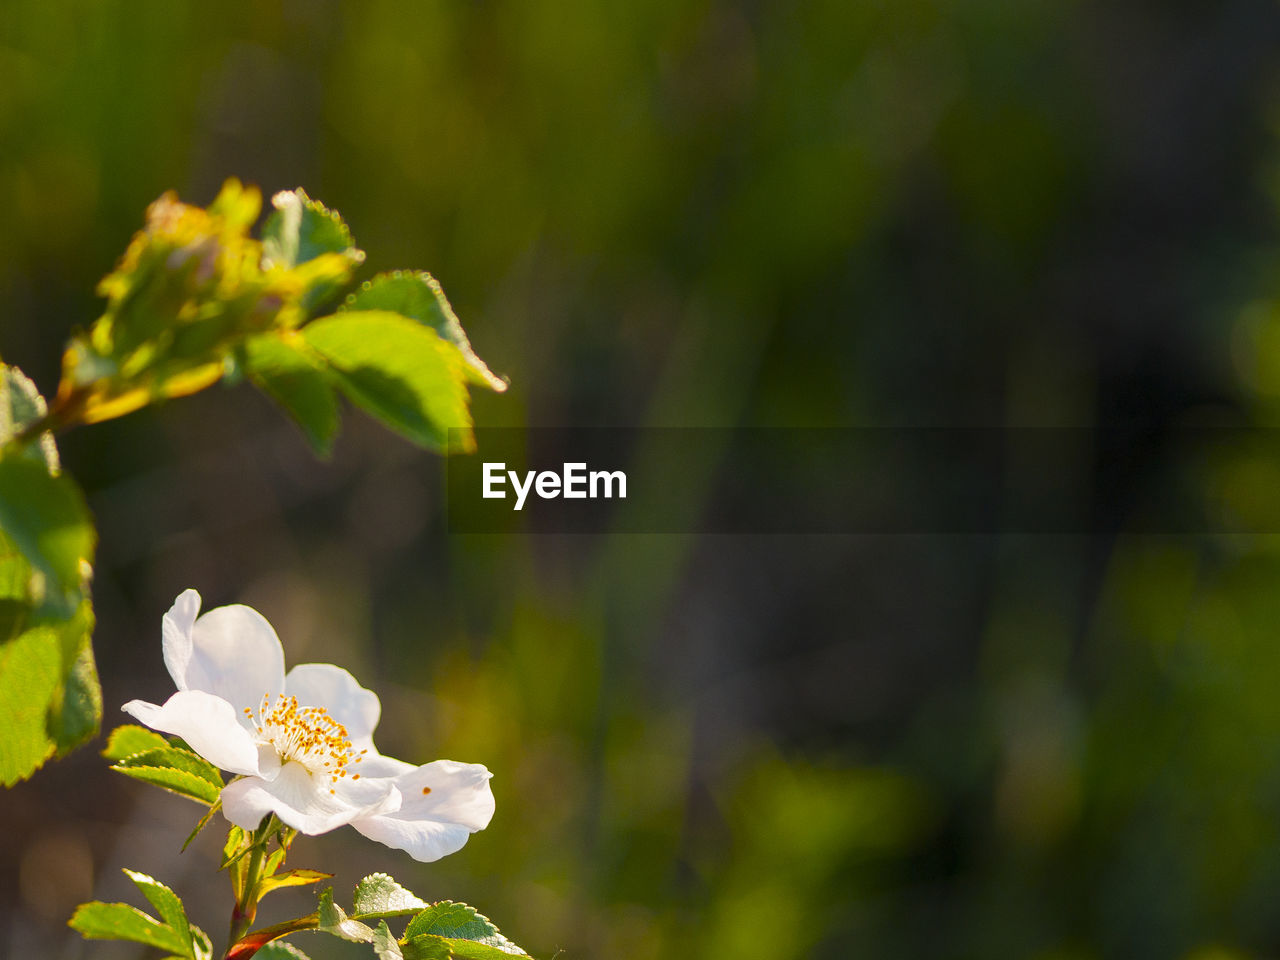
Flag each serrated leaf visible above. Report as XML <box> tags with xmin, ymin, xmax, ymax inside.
<box><xmin>0</xmin><ymin>456</ymin><xmax>94</xmax><ymax>595</ymax></box>
<box><xmin>400</xmin><ymin>938</ymin><xmax>455</xmax><ymax>960</ymax></box>
<box><xmin>262</xmin><ymin>189</ymin><xmax>362</xmax><ymax>269</ymax></box>
<box><xmin>302</xmin><ymin>311</ymin><xmax>474</xmax><ymax>453</ymax></box>
<box><xmin>403</xmin><ymin>903</ymin><xmax>528</xmax><ymax>957</ymax></box>
<box><xmin>243</xmin><ymin>333</ymin><xmax>340</xmax><ymax>456</ymax></box>
<box><xmin>113</xmin><ymin>764</ymin><xmax>221</xmax><ymax>804</ymax></box>
<box><xmin>261</xmin><ymin>189</ymin><xmax>363</xmax><ymax>314</ymax></box>
<box><xmin>374</xmin><ymin>920</ymin><xmax>405</xmax><ymax>960</ymax></box>
<box><xmin>317</xmin><ymin>886</ymin><xmax>375</xmax><ymax>943</ymax></box>
<box><xmin>68</xmin><ymin>901</ymin><xmax>188</xmax><ymax>954</ymax></box>
<box><xmin>115</xmin><ymin>745</ymin><xmax>223</xmax><ymax>788</ymax></box>
<box><xmin>0</xmin><ymin>365</ymin><xmax>59</xmax><ymax>471</ymax></box>
<box><xmin>49</xmin><ymin>604</ymin><xmax>99</xmax><ymax>753</ymax></box>
<box><xmin>124</xmin><ymin>869</ymin><xmax>193</xmax><ymax>958</ymax></box>
<box><xmin>352</xmin><ymin>873</ymin><xmax>429</xmax><ymax>920</ymax></box>
<box><xmin>343</xmin><ymin>273</ymin><xmax>506</xmax><ymax>392</ymax></box>
<box><xmin>259</xmin><ymin>869</ymin><xmax>333</xmax><ymax>898</ymax></box>
<box><xmin>438</xmin><ymin>941</ymin><xmax>532</xmax><ymax>960</ymax></box>
<box><xmin>103</xmin><ymin>727</ymin><xmax>175</xmax><ymax>762</ymax></box>
<box><xmin>0</xmin><ymin>589</ymin><xmax>100</xmax><ymax>783</ymax></box>
<box><xmin>400</xmin><ymin>935</ymin><xmax>531</xmax><ymax>960</ymax></box>
<box><xmin>113</xmin><ymin>746</ymin><xmax>223</xmax><ymax>804</ymax></box>
<box><xmin>254</xmin><ymin>943</ymin><xmax>313</xmax><ymax>960</ymax></box>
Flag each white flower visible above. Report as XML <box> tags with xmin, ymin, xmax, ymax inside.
<box><xmin>122</xmin><ymin>589</ymin><xmax>495</xmax><ymax>862</ymax></box>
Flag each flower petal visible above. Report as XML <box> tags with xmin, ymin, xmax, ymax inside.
<box><xmin>284</xmin><ymin>663</ymin><xmax>380</xmax><ymax>746</ymax></box>
<box><xmin>357</xmin><ymin>753</ymin><xmax>415</xmax><ymax>779</ymax></box>
<box><xmin>351</xmin><ymin>760</ymin><xmax>494</xmax><ymax>862</ymax></box>
<box><xmin>166</xmin><ymin>599</ymin><xmax>286</xmax><ymax>712</ymax></box>
<box><xmin>221</xmin><ymin>762</ymin><xmax>400</xmax><ymax>835</ymax></box>
<box><xmin>122</xmin><ymin>690</ymin><xmax>262</xmax><ymax>776</ymax></box>
<box><xmin>161</xmin><ymin>588</ymin><xmax>202</xmax><ymax>691</ymax></box>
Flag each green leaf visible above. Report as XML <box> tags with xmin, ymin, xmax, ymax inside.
<box><xmin>68</xmin><ymin>901</ymin><xmax>189</xmax><ymax>954</ymax></box>
<box><xmin>0</xmin><ymin>534</ymin><xmax>34</xmax><ymax>643</ymax></box>
<box><xmin>263</xmin><ymin>846</ymin><xmax>286</xmax><ymax>877</ymax></box>
<box><xmin>0</xmin><ymin>598</ymin><xmax>99</xmax><ymax>784</ymax></box>
<box><xmin>261</xmin><ymin>188</ymin><xmax>364</xmax><ymax>314</ymax></box>
<box><xmin>262</xmin><ymin>188</ymin><xmax>362</xmax><ymax>269</ymax></box>
<box><xmin>403</xmin><ymin>903</ymin><xmax>512</xmax><ymax>948</ymax></box>
<box><xmin>302</xmin><ymin>311</ymin><xmax>473</xmax><ymax>453</ymax></box>
<box><xmin>49</xmin><ymin>604</ymin><xmax>99</xmax><ymax>753</ymax></box>
<box><xmin>113</xmin><ymin>764</ymin><xmax>221</xmax><ymax>804</ymax></box>
<box><xmin>103</xmin><ymin>723</ymin><xmax>170</xmax><ymax>761</ymax></box>
<box><xmin>0</xmin><ymin>455</ymin><xmax>94</xmax><ymax>595</ymax></box>
<box><xmin>0</xmin><ymin>623</ymin><xmax>62</xmax><ymax>785</ymax></box>
<box><xmin>259</xmin><ymin>869</ymin><xmax>333</xmax><ymax>898</ymax></box>
<box><xmin>400</xmin><ymin>938</ymin><xmax>454</xmax><ymax>960</ymax></box>
<box><xmin>223</xmin><ymin>826</ymin><xmax>251</xmax><ymax>901</ymax></box>
<box><xmin>243</xmin><ymin>333</ymin><xmax>340</xmax><ymax>456</ymax></box>
<box><xmin>222</xmin><ymin>825</ymin><xmax>250</xmax><ymax>867</ymax></box>
<box><xmin>317</xmin><ymin>886</ymin><xmax>375</xmax><ymax>943</ymax></box>
<box><xmin>124</xmin><ymin>869</ymin><xmax>193</xmax><ymax>958</ymax></box>
<box><xmin>0</xmin><ymin>596</ymin><xmax>27</xmax><ymax>645</ymax></box>
<box><xmin>0</xmin><ymin>365</ymin><xmax>59</xmax><ymax>471</ymax></box>
<box><xmin>400</xmin><ymin>935</ymin><xmax>531</xmax><ymax>960</ymax></box>
<box><xmin>403</xmin><ymin>903</ymin><xmax>529</xmax><ymax>957</ymax></box>
<box><xmin>115</xmin><ymin>746</ymin><xmax>222</xmax><ymax>787</ymax></box>
<box><xmin>399</xmin><ymin>937</ymin><xmax>455</xmax><ymax>960</ymax></box>
<box><xmin>182</xmin><ymin>799</ymin><xmax>221</xmax><ymax>852</ymax></box>
<box><xmin>374</xmin><ymin>920</ymin><xmax>405</xmax><ymax>960</ymax></box>
<box><xmin>352</xmin><ymin>873</ymin><xmax>429</xmax><ymax>920</ymax></box>
<box><xmin>439</xmin><ymin>942</ymin><xmax>533</xmax><ymax>960</ymax></box>
<box><xmin>190</xmin><ymin>924</ymin><xmax>214</xmax><ymax>960</ymax></box>
<box><xmin>113</xmin><ymin>746</ymin><xmax>223</xmax><ymax>804</ymax></box>
<box><xmin>254</xmin><ymin>943</ymin><xmax>313</xmax><ymax>960</ymax></box>
<box><xmin>343</xmin><ymin>273</ymin><xmax>507</xmax><ymax>392</ymax></box>
<box><xmin>0</xmin><ymin>533</ymin><xmax>32</xmax><ymax>600</ymax></box>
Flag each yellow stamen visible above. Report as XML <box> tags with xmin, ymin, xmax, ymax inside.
<box><xmin>248</xmin><ymin>693</ymin><xmax>357</xmax><ymax>789</ymax></box>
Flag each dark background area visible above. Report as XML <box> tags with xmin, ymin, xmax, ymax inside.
<box><xmin>6</xmin><ymin>2</ymin><xmax>1280</xmax><ymax>958</ymax></box>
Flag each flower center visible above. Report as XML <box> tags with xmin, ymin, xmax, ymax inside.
<box><xmin>245</xmin><ymin>695</ymin><xmax>368</xmax><ymax>789</ymax></box>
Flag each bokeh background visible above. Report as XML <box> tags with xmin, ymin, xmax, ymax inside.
<box><xmin>5</xmin><ymin>2</ymin><xmax>1280</xmax><ymax>958</ymax></box>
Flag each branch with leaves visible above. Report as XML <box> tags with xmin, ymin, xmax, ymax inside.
<box><xmin>0</xmin><ymin>180</ymin><xmax>507</xmax><ymax>786</ymax></box>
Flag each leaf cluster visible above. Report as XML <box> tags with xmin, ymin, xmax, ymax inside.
<box><xmin>104</xmin><ymin>724</ymin><xmax>225</xmax><ymax>807</ymax></box>
<box><xmin>70</xmin><ymin>864</ymin><xmax>535</xmax><ymax>960</ymax></box>
<box><xmin>61</xmin><ymin>180</ymin><xmax>506</xmax><ymax>454</ymax></box>
<box><xmin>0</xmin><ymin>180</ymin><xmax>507</xmax><ymax>785</ymax></box>
<box><xmin>72</xmin><ymin>729</ymin><xmax>535</xmax><ymax>958</ymax></box>
<box><xmin>312</xmin><ymin>877</ymin><xmax>534</xmax><ymax>960</ymax></box>
<box><xmin>70</xmin><ymin>870</ymin><xmax>215</xmax><ymax>960</ymax></box>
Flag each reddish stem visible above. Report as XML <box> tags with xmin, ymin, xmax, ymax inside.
<box><xmin>223</xmin><ymin>914</ymin><xmax>318</xmax><ymax>960</ymax></box>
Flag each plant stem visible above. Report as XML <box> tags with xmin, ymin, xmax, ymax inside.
<box><xmin>223</xmin><ymin>914</ymin><xmax>319</xmax><ymax>960</ymax></box>
<box><xmin>226</xmin><ymin>816</ymin><xmax>286</xmax><ymax>948</ymax></box>
<box><xmin>11</xmin><ymin>386</ymin><xmax>89</xmax><ymax>445</ymax></box>
<box><xmin>227</xmin><ymin>840</ymin><xmax>265</xmax><ymax>946</ymax></box>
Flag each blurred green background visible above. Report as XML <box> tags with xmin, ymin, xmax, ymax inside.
<box><xmin>5</xmin><ymin>1</ymin><xmax>1280</xmax><ymax>958</ymax></box>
